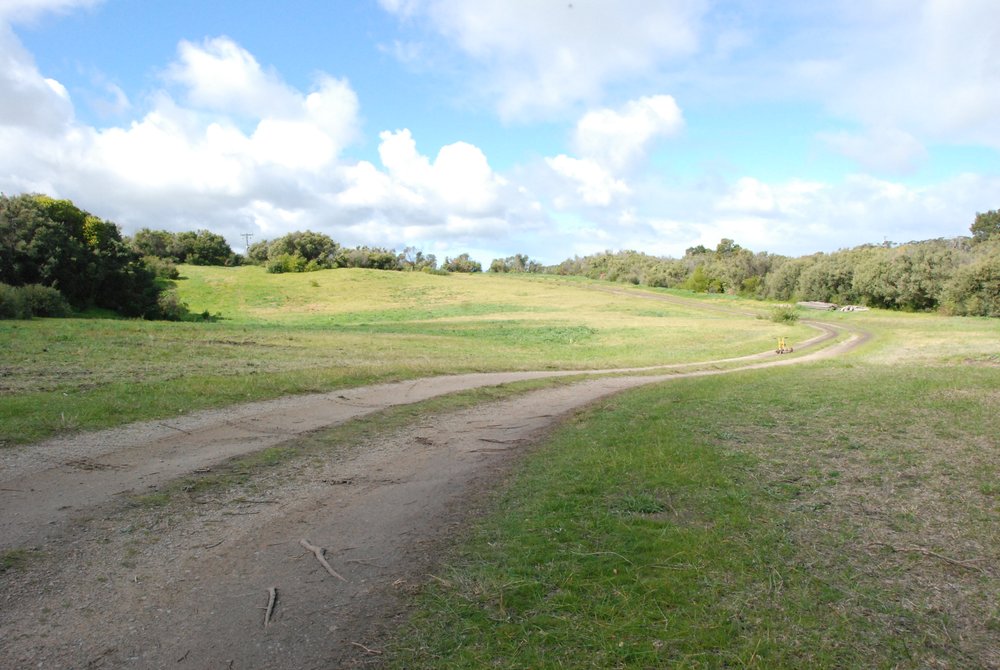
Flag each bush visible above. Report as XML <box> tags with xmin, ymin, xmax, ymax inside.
<box><xmin>265</xmin><ymin>253</ymin><xmax>307</xmax><ymax>274</ymax></box>
<box><xmin>142</xmin><ymin>255</ymin><xmax>180</xmax><ymax>280</ymax></box>
<box><xmin>0</xmin><ymin>284</ymin><xmax>28</xmax><ymax>319</ymax></box>
<box><xmin>0</xmin><ymin>283</ymin><xmax>70</xmax><ymax>318</ymax></box>
<box><xmin>770</xmin><ymin>305</ymin><xmax>800</xmax><ymax>323</ymax></box>
<box><xmin>156</xmin><ymin>290</ymin><xmax>190</xmax><ymax>321</ymax></box>
<box><xmin>20</xmin><ymin>284</ymin><xmax>70</xmax><ymax>317</ymax></box>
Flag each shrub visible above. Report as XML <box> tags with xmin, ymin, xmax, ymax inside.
<box><xmin>142</xmin><ymin>255</ymin><xmax>180</xmax><ymax>280</ymax></box>
<box><xmin>156</xmin><ymin>290</ymin><xmax>190</xmax><ymax>321</ymax></box>
<box><xmin>0</xmin><ymin>284</ymin><xmax>28</xmax><ymax>319</ymax></box>
<box><xmin>770</xmin><ymin>305</ymin><xmax>800</xmax><ymax>323</ymax></box>
<box><xmin>265</xmin><ymin>253</ymin><xmax>307</xmax><ymax>274</ymax></box>
<box><xmin>0</xmin><ymin>283</ymin><xmax>70</xmax><ymax>318</ymax></box>
<box><xmin>20</xmin><ymin>284</ymin><xmax>70</xmax><ymax>317</ymax></box>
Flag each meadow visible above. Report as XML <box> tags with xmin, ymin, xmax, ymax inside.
<box><xmin>0</xmin><ymin>266</ymin><xmax>810</xmax><ymax>446</ymax></box>
<box><xmin>389</xmin><ymin>308</ymin><xmax>1000</xmax><ymax>668</ymax></box>
<box><xmin>3</xmin><ymin>265</ymin><xmax>998</xmax><ymax>667</ymax></box>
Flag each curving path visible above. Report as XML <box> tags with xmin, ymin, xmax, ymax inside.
<box><xmin>0</xmin><ymin>303</ymin><xmax>869</xmax><ymax>669</ymax></box>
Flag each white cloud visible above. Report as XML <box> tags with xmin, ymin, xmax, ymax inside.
<box><xmin>0</xmin><ymin>0</ymin><xmax>100</xmax><ymax>22</ymax></box>
<box><xmin>0</xmin><ymin>23</ymin><xmax>73</xmax><ymax>129</ymax></box>
<box><xmin>0</xmin><ymin>26</ymin><xmax>537</xmax><ymax>256</ymax></box>
<box><xmin>574</xmin><ymin>95</ymin><xmax>684</xmax><ymax>171</ymax></box>
<box><xmin>379</xmin><ymin>0</ymin><xmax>707</xmax><ymax>119</ymax></box>
<box><xmin>539</xmin><ymin>95</ymin><xmax>682</xmax><ymax>210</ymax></box>
<box><xmin>819</xmin><ymin>126</ymin><xmax>928</xmax><ymax>174</ymax></box>
<box><xmin>167</xmin><ymin>37</ymin><xmax>300</xmax><ymax>118</ymax></box>
<box><xmin>374</xmin><ymin>128</ymin><xmax>507</xmax><ymax>214</ymax></box>
<box><xmin>786</xmin><ymin>1</ymin><xmax>1000</xmax><ymax>149</ymax></box>
<box><xmin>545</xmin><ymin>155</ymin><xmax>631</xmax><ymax>207</ymax></box>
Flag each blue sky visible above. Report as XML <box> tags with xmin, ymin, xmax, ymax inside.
<box><xmin>2</xmin><ymin>0</ymin><xmax>998</xmax><ymax>265</ymax></box>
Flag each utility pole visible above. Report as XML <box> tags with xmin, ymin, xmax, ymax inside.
<box><xmin>241</xmin><ymin>232</ymin><xmax>253</xmax><ymax>256</ymax></box>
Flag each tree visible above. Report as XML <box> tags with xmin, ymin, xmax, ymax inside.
<box><xmin>0</xmin><ymin>193</ymin><xmax>163</xmax><ymax>317</ymax></box>
<box><xmin>171</xmin><ymin>230</ymin><xmax>236</xmax><ymax>265</ymax></box>
<box><xmin>489</xmin><ymin>253</ymin><xmax>542</xmax><ymax>273</ymax></box>
<box><xmin>714</xmin><ymin>238</ymin><xmax>742</xmax><ymax>257</ymax></box>
<box><xmin>442</xmin><ymin>253</ymin><xmax>482</xmax><ymax>273</ymax></box>
<box><xmin>398</xmin><ymin>246</ymin><xmax>437</xmax><ymax>271</ymax></box>
<box><xmin>971</xmin><ymin>210</ymin><xmax>1000</xmax><ymax>243</ymax></box>
<box><xmin>267</xmin><ymin>231</ymin><xmax>339</xmax><ymax>266</ymax></box>
<box><xmin>943</xmin><ymin>246</ymin><xmax>1000</xmax><ymax>316</ymax></box>
<box><xmin>131</xmin><ymin>228</ymin><xmax>173</xmax><ymax>258</ymax></box>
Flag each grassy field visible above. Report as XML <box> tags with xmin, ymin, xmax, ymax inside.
<box><xmin>390</xmin><ymin>310</ymin><xmax>1000</xmax><ymax>669</ymax></box>
<box><xmin>0</xmin><ymin>266</ymin><xmax>811</xmax><ymax>446</ymax></box>
<box><xmin>3</xmin><ymin>264</ymin><xmax>998</xmax><ymax>667</ymax></box>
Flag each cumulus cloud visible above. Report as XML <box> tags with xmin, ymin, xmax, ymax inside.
<box><xmin>0</xmin><ymin>25</ymin><xmax>539</xmax><ymax>258</ymax></box>
<box><xmin>166</xmin><ymin>37</ymin><xmax>301</xmax><ymax>118</ymax></box>
<box><xmin>0</xmin><ymin>23</ymin><xmax>73</xmax><ymax>129</ymax></box>
<box><xmin>379</xmin><ymin>0</ymin><xmax>706</xmax><ymax>118</ymax></box>
<box><xmin>573</xmin><ymin>95</ymin><xmax>684</xmax><ymax>171</ymax></box>
<box><xmin>545</xmin><ymin>155</ymin><xmax>630</xmax><ymax>207</ymax></box>
<box><xmin>539</xmin><ymin>95</ymin><xmax>681</xmax><ymax>210</ymax></box>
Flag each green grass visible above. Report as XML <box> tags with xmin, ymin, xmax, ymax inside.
<box><xmin>0</xmin><ymin>267</ymin><xmax>813</xmax><ymax>446</ymax></box>
<box><xmin>0</xmin><ymin>548</ymin><xmax>37</xmax><ymax>574</ymax></box>
<box><xmin>390</xmin><ymin>318</ymin><xmax>1000</xmax><ymax>668</ymax></box>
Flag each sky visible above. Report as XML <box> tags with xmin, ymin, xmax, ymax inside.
<box><xmin>1</xmin><ymin>0</ymin><xmax>999</xmax><ymax>266</ymax></box>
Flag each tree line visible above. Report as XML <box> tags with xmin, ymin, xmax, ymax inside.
<box><xmin>548</xmin><ymin>211</ymin><xmax>1000</xmax><ymax>317</ymax></box>
<box><xmin>3</xmin><ymin>191</ymin><xmax>998</xmax><ymax>319</ymax></box>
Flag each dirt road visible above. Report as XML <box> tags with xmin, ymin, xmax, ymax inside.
<box><xmin>0</xmin><ymin>322</ymin><xmax>864</xmax><ymax>669</ymax></box>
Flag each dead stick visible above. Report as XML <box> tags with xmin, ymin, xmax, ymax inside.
<box><xmin>299</xmin><ymin>539</ymin><xmax>348</xmax><ymax>582</ymax></box>
<box><xmin>264</xmin><ymin>587</ymin><xmax>277</xmax><ymax>628</ymax></box>
<box><xmin>350</xmin><ymin>642</ymin><xmax>382</xmax><ymax>655</ymax></box>
<box><xmin>868</xmin><ymin>542</ymin><xmax>987</xmax><ymax>573</ymax></box>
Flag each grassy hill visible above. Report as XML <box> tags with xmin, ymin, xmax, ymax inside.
<box><xmin>1</xmin><ymin>266</ymin><xmax>811</xmax><ymax>446</ymax></box>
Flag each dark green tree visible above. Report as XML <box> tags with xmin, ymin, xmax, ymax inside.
<box><xmin>268</xmin><ymin>231</ymin><xmax>340</xmax><ymax>266</ymax></box>
<box><xmin>0</xmin><ymin>194</ymin><xmax>163</xmax><ymax>317</ymax></box>
<box><xmin>171</xmin><ymin>230</ymin><xmax>235</xmax><ymax>265</ymax></box>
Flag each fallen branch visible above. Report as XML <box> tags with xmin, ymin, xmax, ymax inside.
<box><xmin>264</xmin><ymin>586</ymin><xmax>277</xmax><ymax>627</ymax></box>
<box><xmin>350</xmin><ymin>642</ymin><xmax>382</xmax><ymax>655</ymax></box>
<box><xmin>299</xmin><ymin>539</ymin><xmax>347</xmax><ymax>582</ymax></box>
<box><xmin>868</xmin><ymin>542</ymin><xmax>988</xmax><ymax>574</ymax></box>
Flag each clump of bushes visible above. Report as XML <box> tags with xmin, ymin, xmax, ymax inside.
<box><xmin>769</xmin><ymin>305</ymin><xmax>800</xmax><ymax>323</ymax></box>
<box><xmin>0</xmin><ymin>283</ymin><xmax>70</xmax><ymax>319</ymax></box>
<box><xmin>155</xmin><ymin>289</ymin><xmax>190</xmax><ymax>321</ymax></box>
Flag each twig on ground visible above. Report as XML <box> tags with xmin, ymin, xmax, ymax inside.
<box><xmin>868</xmin><ymin>542</ymin><xmax>988</xmax><ymax>573</ymax></box>
<box><xmin>195</xmin><ymin>539</ymin><xmax>224</xmax><ymax>550</ymax></box>
<box><xmin>427</xmin><ymin>574</ymin><xmax>453</xmax><ymax>587</ymax></box>
<box><xmin>299</xmin><ymin>539</ymin><xmax>348</xmax><ymax>581</ymax></box>
<box><xmin>159</xmin><ymin>423</ymin><xmax>192</xmax><ymax>435</ymax></box>
<box><xmin>350</xmin><ymin>642</ymin><xmax>383</xmax><ymax>655</ymax></box>
<box><xmin>264</xmin><ymin>586</ymin><xmax>277</xmax><ymax>627</ymax></box>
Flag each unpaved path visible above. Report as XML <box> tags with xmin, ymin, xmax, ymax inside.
<box><xmin>0</xmin><ymin>320</ymin><xmax>866</xmax><ymax>669</ymax></box>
